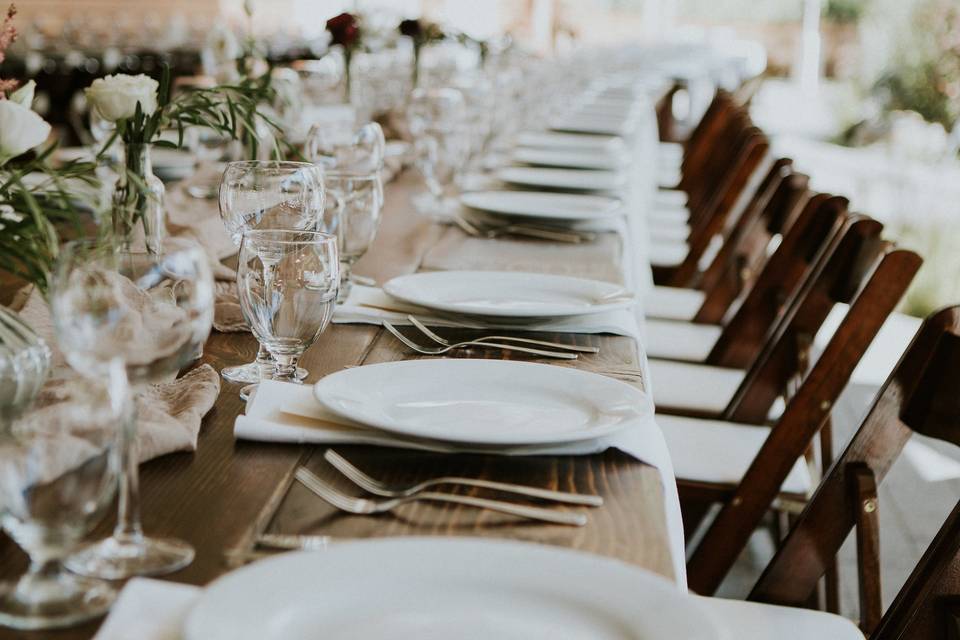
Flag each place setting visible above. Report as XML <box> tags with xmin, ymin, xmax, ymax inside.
<box><xmin>12</xmin><ymin>1</ymin><xmax>958</xmax><ymax>639</ymax></box>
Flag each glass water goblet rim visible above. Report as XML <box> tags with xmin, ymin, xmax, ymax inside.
<box><xmin>223</xmin><ymin>159</ymin><xmax>322</xmax><ymax>172</ymax></box>
<box><xmin>241</xmin><ymin>229</ymin><xmax>337</xmax><ymax>245</ymax></box>
<box><xmin>324</xmin><ymin>168</ymin><xmax>382</xmax><ymax>180</ymax></box>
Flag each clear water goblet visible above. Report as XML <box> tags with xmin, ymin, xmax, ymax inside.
<box><xmin>217</xmin><ymin>160</ymin><xmax>326</xmax><ymax>384</ymax></box>
<box><xmin>322</xmin><ymin>169</ymin><xmax>384</xmax><ymax>303</ymax></box>
<box><xmin>237</xmin><ymin>230</ymin><xmax>339</xmax><ymax>394</ymax></box>
<box><xmin>52</xmin><ymin>237</ymin><xmax>214</xmax><ymax>579</ymax></box>
<box><xmin>0</xmin><ymin>369</ymin><xmax>125</xmax><ymax>629</ymax></box>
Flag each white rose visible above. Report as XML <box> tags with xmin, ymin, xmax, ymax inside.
<box><xmin>8</xmin><ymin>80</ymin><xmax>35</xmax><ymax>109</ymax></box>
<box><xmin>0</xmin><ymin>100</ymin><xmax>51</xmax><ymax>165</ymax></box>
<box><xmin>85</xmin><ymin>74</ymin><xmax>159</xmax><ymax>123</ymax></box>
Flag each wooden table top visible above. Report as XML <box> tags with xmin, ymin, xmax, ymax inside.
<box><xmin>0</xmin><ymin>169</ymin><xmax>674</xmax><ymax>640</ymax></box>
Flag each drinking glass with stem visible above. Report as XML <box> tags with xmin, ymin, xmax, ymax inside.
<box><xmin>217</xmin><ymin>160</ymin><xmax>326</xmax><ymax>384</ymax></box>
<box><xmin>236</xmin><ymin>230</ymin><xmax>339</xmax><ymax>397</ymax></box>
<box><xmin>0</xmin><ymin>369</ymin><xmax>126</xmax><ymax>629</ymax></box>
<box><xmin>51</xmin><ymin>236</ymin><xmax>214</xmax><ymax>579</ymax></box>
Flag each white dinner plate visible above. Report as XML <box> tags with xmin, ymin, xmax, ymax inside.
<box><xmin>497</xmin><ymin>166</ymin><xmax>626</xmax><ymax>192</ymax></box>
<box><xmin>460</xmin><ymin>191</ymin><xmax>622</xmax><ymax>223</ymax></box>
<box><xmin>512</xmin><ymin>147</ymin><xmax>626</xmax><ymax>170</ymax></box>
<box><xmin>184</xmin><ymin>538</ymin><xmax>723</xmax><ymax>640</ymax></box>
<box><xmin>550</xmin><ymin>114</ymin><xmax>635</xmax><ymax>137</ymax></box>
<box><xmin>314</xmin><ymin>359</ymin><xmax>646</xmax><ymax>446</ymax></box>
<box><xmin>383</xmin><ymin>270</ymin><xmax>633</xmax><ymax>321</ymax></box>
<box><xmin>514</xmin><ymin>131</ymin><xmax>625</xmax><ymax>153</ymax></box>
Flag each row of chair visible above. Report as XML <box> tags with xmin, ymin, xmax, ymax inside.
<box><xmin>648</xmin><ymin>90</ymin><xmax>959</xmax><ymax>638</ymax></box>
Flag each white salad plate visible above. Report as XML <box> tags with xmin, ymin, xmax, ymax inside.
<box><xmin>383</xmin><ymin>270</ymin><xmax>634</xmax><ymax>321</ymax></box>
<box><xmin>514</xmin><ymin>131</ymin><xmax>625</xmax><ymax>153</ymax></box>
<box><xmin>512</xmin><ymin>147</ymin><xmax>626</xmax><ymax>170</ymax></box>
<box><xmin>550</xmin><ymin>114</ymin><xmax>635</xmax><ymax>137</ymax></box>
<box><xmin>497</xmin><ymin>166</ymin><xmax>626</xmax><ymax>192</ymax></box>
<box><xmin>184</xmin><ymin>538</ymin><xmax>724</xmax><ymax>640</ymax></box>
<box><xmin>313</xmin><ymin>359</ymin><xmax>645</xmax><ymax>446</ymax></box>
<box><xmin>460</xmin><ymin>190</ymin><xmax>622</xmax><ymax>223</ymax></box>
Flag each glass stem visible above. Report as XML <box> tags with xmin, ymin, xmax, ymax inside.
<box><xmin>14</xmin><ymin>558</ymin><xmax>72</xmax><ymax>605</ymax></box>
<box><xmin>111</xmin><ymin>393</ymin><xmax>144</xmax><ymax>547</ymax></box>
<box><xmin>272</xmin><ymin>354</ymin><xmax>301</xmax><ymax>382</ymax></box>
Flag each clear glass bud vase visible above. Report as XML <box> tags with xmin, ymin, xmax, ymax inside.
<box><xmin>111</xmin><ymin>143</ymin><xmax>165</xmax><ymax>254</ymax></box>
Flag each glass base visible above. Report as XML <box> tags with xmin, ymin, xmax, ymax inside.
<box><xmin>65</xmin><ymin>535</ymin><xmax>194</xmax><ymax>580</ymax></box>
<box><xmin>222</xmin><ymin>361</ymin><xmax>307</xmax><ymax>384</ymax></box>
<box><xmin>0</xmin><ymin>574</ymin><xmax>115</xmax><ymax>630</ymax></box>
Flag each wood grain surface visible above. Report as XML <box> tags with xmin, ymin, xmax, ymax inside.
<box><xmin>0</xmin><ymin>170</ymin><xmax>674</xmax><ymax>640</ymax></box>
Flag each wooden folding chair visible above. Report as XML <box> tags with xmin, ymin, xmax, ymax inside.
<box><xmin>682</xmin><ymin>232</ymin><xmax>923</xmax><ymax>594</ymax></box>
<box><xmin>650</xmin><ymin>193</ymin><xmax>848</xmax><ymax>361</ymax></box>
<box><xmin>647</xmin><ymin>198</ymin><xmax>853</xmax><ymax>414</ymax></box>
<box><xmin>693</xmin><ymin>307</ymin><xmax>960</xmax><ymax>639</ymax></box>
<box><xmin>645</xmin><ymin>161</ymin><xmax>810</xmax><ymax>324</ymax></box>
<box><xmin>653</xmin><ymin>125</ymin><xmax>770</xmax><ymax>286</ymax></box>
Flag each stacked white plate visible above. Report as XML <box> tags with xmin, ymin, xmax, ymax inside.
<box><xmin>512</xmin><ymin>147</ymin><xmax>626</xmax><ymax>171</ymax></box>
<box><xmin>460</xmin><ymin>191</ymin><xmax>622</xmax><ymax>225</ymax></box>
<box><xmin>184</xmin><ymin>538</ymin><xmax>723</xmax><ymax>640</ymax></box>
<box><xmin>313</xmin><ymin>358</ymin><xmax>646</xmax><ymax>448</ymax></box>
<box><xmin>497</xmin><ymin>166</ymin><xmax>626</xmax><ymax>193</ymax></box>
<box><xmin>382</xmin><ymin>270</ymin><xmax>634</xmax><ymax>323</ymax></box>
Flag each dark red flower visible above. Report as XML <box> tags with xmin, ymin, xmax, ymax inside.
<box><xmin>326</xmin><ymin>12</ymin><xmax>359</xmax><ymax>49</ymax></box>
<box><xmin>398</xmin><ymin>19</ymin><xmax>421</xmax><ymax>39</ymax></box>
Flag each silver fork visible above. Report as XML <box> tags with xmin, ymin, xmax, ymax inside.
<box><xmin>324</xmin><ymin>449</ymin><xmax>603</xmax><ymax>507</ymax></box>
<box><xmin>455</xmin><ymin>214</ymin><xmax>592</xmax><ymax>244</ymax></box>
<box><xmin>295</xmin><ymin>467</ymin><xmax>587</xmax><ymax>526</ymax></box>
<box><xmin>407</xmin><ymin>315</ymin><xmax>599</xmax><ymax>354</ymax></box>
<box><xmin>382</xmin><ymin>320</ymin><xmax>577</xmax><ymax>360</ymax></box>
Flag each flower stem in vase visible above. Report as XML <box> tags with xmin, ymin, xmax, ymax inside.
<box><xmin>111</xmin><ymin>143</ymin><xmax>165</xmax><ymax>254</ymax></box>
<box><xmin>412</xmin><ymin>44</ymin><xmax>420</xmax><ymax>88</ymax></box>
<box><xmin>343</xmin><ymin>48</ymin><xmax>352</xmax><ymax>103</ymax></box>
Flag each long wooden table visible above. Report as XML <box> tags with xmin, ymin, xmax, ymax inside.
<box><xmin>0</xmin><ymin>169</ymin><xmax>674</xmax><ymax>640</ymax></box>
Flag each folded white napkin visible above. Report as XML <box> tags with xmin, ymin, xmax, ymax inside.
<box><xmin>93</xmin><ymin>578</ymin><xmax>200</xmax><ymax>640</ymax></box>
<box><xmin>234</xmin><ymin>379</ymin><xmax>686</xmax><ymax>589</ymax></box>
<box><xmin>332</xmin><ymin>285</ymin><xmax>641</xmax><ymax>339</ymax></box>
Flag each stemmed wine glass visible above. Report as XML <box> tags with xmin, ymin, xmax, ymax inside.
<box><xmin>217</xmin><ymin>160</ymin><xmax>326</xmax><ymax>384</ymax></box>
<box><xmin>406</xmin><ymin>87</ymin><xmax>470</xmax><ymax>218</ymax></box>
<box><xmin>322</xmin><ymin>170</ymin><xmax>384</xmax><ymax>303</ymax></box>
<box><xmin>0</xmin><ymin>370</ymin><xmax>126</xmax><ymax>629</ymax></box>
<box><xmin>237</xmin><ymin>230</ymin><xmax>339</xmax><ymax>392</ymax></box>
<box><xmin>305</xmin><ymin>121</ymin><xmax>385</xmax><ymax>174</ymax></box>
<box><xmin>51</xmin><ymin>237</ymin><xmax>214</xmax><ymax>578</ymax></box>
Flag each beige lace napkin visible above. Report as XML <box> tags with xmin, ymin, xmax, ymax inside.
<box><xmin>9</xmin><ymin>286</ymin><xmax>221</xmax><ymax>463</ymax></box>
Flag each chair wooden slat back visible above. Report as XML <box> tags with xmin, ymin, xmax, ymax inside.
<box><xmin>676</xmin><ymin>91</ymin><xmax>735</xmax><ymax>191</ymax></box>
<box><xmin>725</xmin><ymin>217</ymin><xmax>888</xmax><ymax>424</ymax></box>
<box><xmin>670</xmin><ymin>129</ymin><xmax>770</xmax><ymax>286</ymax></box>
<box><xmin>736</xmin><ymin>307</ymin><xmax>960</xmax><ymax>640</ymax></box>
<box><xmin>695</xmin><ymin>171</ymin><xmax>811</xmax><ymax>324</ymax></box>
<box><xmin>705</xmin><ymin>194</ymin><xmax>849</xmax><ymax>368</ymax></box>
<box><xmin>685</xmin><ymin>227</ymin><xmax>922</xmax><ymax>595</ymax></box>
<box><xmin>696</xmin><ymin>159</ymin><xmax>804</xmax><ymax>304</ymax></box>
<box><xmin>683</xmin><ymin>108</ymin><xmax>753</xmax><ymax>220</ymax></box>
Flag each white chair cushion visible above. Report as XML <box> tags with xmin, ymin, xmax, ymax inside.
<box><xmin>658</xmin><ymin>168</ymin><xmax>682</xmax><ymax>188</ymax></box>
<box><xmin>649</xmin><ymin>204</ymin><xmax>690</xmax><ymax>224</ymax></box>
<box><xmin>649</xmin><ymin>241</ymin><xmax>689</xmax><ymax>268</ymax></box>
<box><xmin>657</xmin><ymin>414</ymin><xmax>813</xmax><ymax>494</ymax></box>
<box><xmin>658</xmin><ymin>141</ymin><xmax>684</xmax><ymax>162</ymax></box>
<box><xmin>649</xmin><ymin>358</ymin><xmax>742</xmax><ymax>414</ymax></box>
<box><xmin>649</xmin><ymin>224</ymin><xmax>690</xmax><ymax>243</ymax></box>
<box><xmin>656</xmin><ymin>188</ymin><xmax>689</xmax><ymax>207</ymax></box>
<box><xmin>644</xmin><ymin>286</ymin><xmax>705</xmax><ymax>322</ymax></box>
<box><xmin>694</xmin><ymin>597</ymin><xmax>864</xmax><ymax>640</ymax></box>
<box><xmin>646</xmin><ymin>319</ymin><xmax>721</xmax><ymax>362</ymax></box>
